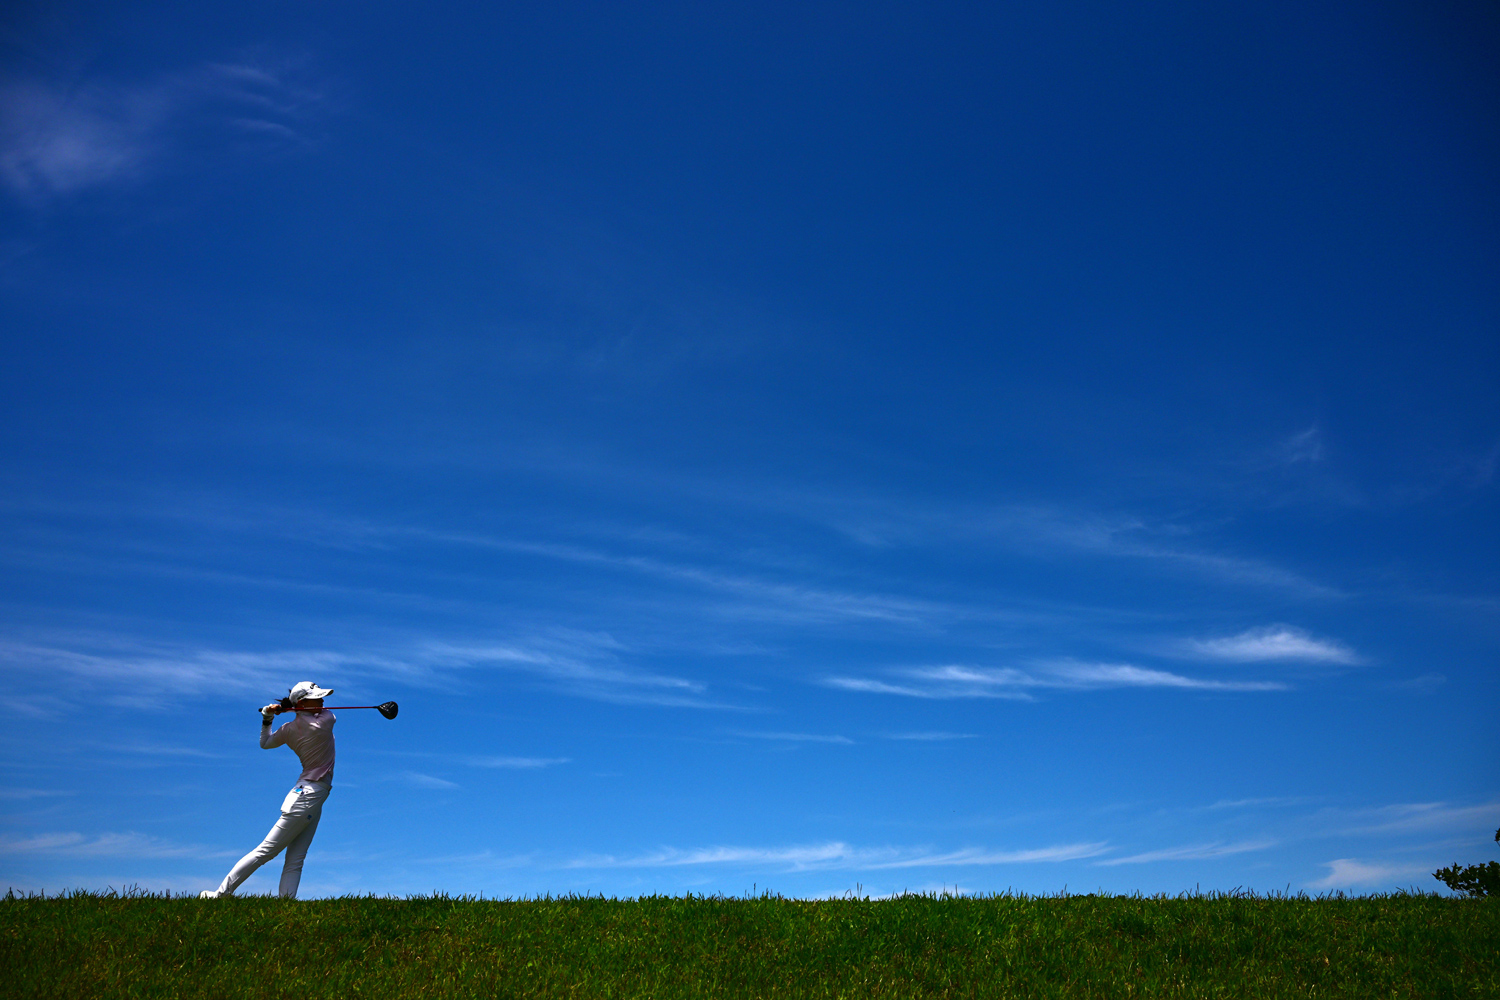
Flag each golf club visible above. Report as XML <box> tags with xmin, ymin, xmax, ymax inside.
<box><xmin>321</xmin><ymin>703</ymin><xmax>399</xmax><ymax>719</ymax></box>
<box><xmin>267</xmin><ymin>700</ymin><xmax>400</xmax><ymax>719</ymax></box>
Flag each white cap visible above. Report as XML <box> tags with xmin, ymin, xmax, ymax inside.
<box><xmin>288</xmin><ymin>681</ymin><xmax>334</xmax><ymax>703</ymax></box>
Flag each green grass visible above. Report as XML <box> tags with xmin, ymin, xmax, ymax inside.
<box><xmin>2</xmin><ymin>889</ymin><xmax>1495</xmax><ymax>998</ymax></box>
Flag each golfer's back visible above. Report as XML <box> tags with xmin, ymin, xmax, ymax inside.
<box><xmin>262</xmin><ymin>710</ymin><xmax>337</xmax><ymax>783</ymax></box>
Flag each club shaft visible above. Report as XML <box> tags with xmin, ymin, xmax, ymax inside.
<box><xmin>267</xmin><ymin>701</ymin><xmax>397</xmax><ymax>719</ymax></box>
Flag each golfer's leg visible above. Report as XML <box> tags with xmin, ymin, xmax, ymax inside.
<box><xmin>277</xmin><ymin>810</ymin><xmax>322</xmax><ymax>899</ymax></box>
<box><xmin>216</xmin><ymin>813</ymin><xmax>308</xmax><ymax>896</ymax></box>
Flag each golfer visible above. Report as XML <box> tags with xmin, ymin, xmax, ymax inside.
<box><xmin>201</xmin><ymin>681</ymin><xmax>336</xmax><ymax>899</ymax></box>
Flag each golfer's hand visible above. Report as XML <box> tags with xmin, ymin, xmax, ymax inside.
<box><xmin>261</xmin><ymin>703</ymin><xmax>280</xmax><ymax>723</ymax></box>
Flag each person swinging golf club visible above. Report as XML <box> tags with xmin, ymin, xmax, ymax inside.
<box><xmin>201</xmin><ymin>681</ymin><xmax>338</xmax><ymax>899</ymax></box>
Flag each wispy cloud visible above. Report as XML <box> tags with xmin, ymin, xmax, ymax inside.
<box><xmin>1095</xmin><ymin>841</ymin><xmax>1275</xmax><ymax>865</ymax></box>
<box><xmin>1381</xmin><ymin>674</ymin><xmax>1445</xmax><ymax>691</ymax></box>
<box><xmin>733</xmin><ymin>731</ymin><xmax>854</xmax><ymax>744</ymax></box>
<box><xmin>366</xmin><ymin>749</ymin><xmax>571</xmax><ymax>770</ymax></box>
<box><xmin>411</xmin><ymin>849</ymin><xmax>538</xmax><ymax>869</ymax></box>
<box><xmin>1274</xmin><ymin>427</ymin><xmax>1324</xmax><ymax>466</ymax></box>
<box><xmin>883</xmin><ymin>732</ymin><xmax>979</xmax><ymax>741</ymax></box>
<box><xmin>566</xmin><ymin>840</ymin><xmax>1108</xmax><ymax>872</ymax></box>
<box><xmin>1202</xmin><ymin>796</ymin><xmax>1313</xmax><ymax>811</ymax></box>
<box><xmin>0</xmin><ymin>789</ymin><xmax>76</xmax><ymax>801</ymax></box>
<box><xmin>866</xmin><ymin>843</ymin><xmax>1110</xmax><ymax>869</ymax></box>
<box><xmin>826</xmin><ymin>661</ymin><xmax>1286</xmax><ymax>700</ymax></box>
<box><xmin>106</xmin><ymin>743</ymin><xmax>220</xmax><ymax>759</ymax></box>
<box><xmin>0</xmin><ymin>831</ymin><xmax>232</xmax><ymax>859</ymax></box>
<box><xmin>0</xmin><ymin>641</ymin><xmax>351</xmax><ymax>699</ymax></box>
<box><xmin>822</xmin><ymin>677</ymin><xmax>969</xmax><ymax>699</ymax></box>
<box><xmin>0</xmin><ymin>59</ymin><xmax>326</xmax><ymax>198</ymax></box>
<box><xmin>1117</xmin><ymin>546</ymin><xmax>1339</xmax><ymax>597</ymax></box>
<box><xmin>1309</xmin><ymin>858</ymin><xmax>1435</xmax><ymax>890</ymax></box>
<box><xmin>399</xmin><ymin>771</ymin><xmax>459</xmax><ymax>790</ymax></box>
<box><xmin>545</xmin><ymin>499</ymin><xmax>1339</xmax><ymax>601</ymax></box>
<box><xmin>0</xmin><ymin>633</ymin><xmax>724</xmax><ymax>709</ymax></box>
<box><xmin>1184</xmin><ymin>626</ymin><xmax>1359</xmax><ymax>665</ymax></box>
<box><xmin>1336</xmin><ymin>801</ymin><xmax>1500</xmax><ymax>837</ymax></box>
<box><xmin>0</xmin><ymin>80</ymin><xmax>164</xmax><ymax>194</ymax></box>
<box><xmin>1040</xmin><ymin>662</ymin><xmax>1286</xmax><ymax>691</ymax></box>
<box><xmin>410</xmin><ymin>531</ymin><xmax>950</xmax><ymax>627</ymax></box>
<box><xmin>415</xmin><ymin>641</ymin><xmax>730</xmax><ymax>708</ymax></box>
<box><xmin>460</xmin><ymin>756</ymin><xmax>570</xmax><ymax>769</ymax></box>
<box><xmin>812</xmin><ymin>499</ymin><xmax>1340</xmax><ymax>598</ymax></box>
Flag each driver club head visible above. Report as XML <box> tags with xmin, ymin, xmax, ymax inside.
<box><xmin>377</xmin><ymin>701</ymin><xmax>399</xmax><ymax>720</ymax></box>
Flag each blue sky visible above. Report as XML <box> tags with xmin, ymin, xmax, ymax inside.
<box><xmin>1</xmin><ymin>0</ymin><xmax>1496</xmax><ymax>899</ymax></box>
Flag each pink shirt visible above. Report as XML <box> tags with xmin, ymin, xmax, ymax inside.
<box><xmin>261</xmin><ymin>710</ymin><xmax>336</xmax><ymax>784</ymax></box>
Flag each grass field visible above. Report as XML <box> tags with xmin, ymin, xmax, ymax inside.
<box><xmin>2</xmin><ymin>889</ymin><xmax>1495</xmax><ymax>999</ymax></box>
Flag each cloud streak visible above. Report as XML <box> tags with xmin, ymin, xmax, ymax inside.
<box><xmin>883</xmin><ymin>732</ymin><xmax>978</xmax><ymax>741</ymax></box>
<box><xmin>826</xmin><ymin>661</ymin><xmax>1286</xmax><ymax>700</ymax></box>
<box><xmin>1185</xmin><ymin>626</ymin><xmax>1359</xmax><ymax>665</ymax></box>
<box><xmin>461</xmin><ymin>756</ymin><xmax>570</xmax><ymax>769</ymax></box>
<box><xmin>415</xmin><ymin>641</ymin><xmax>730</xmax><ymax>708</ymax></box>
<box><xmin>0</xmin><ymin>831</ymin><xmax>233</xmax><ymax>859</ymax></box>
<box><xmin>0</xmin><ymin>60</ymin><xmax>325</xmax><ymax>198</ymax></box>
<box><xmin>815</xmin><ymin>500</ymin><xmax>1341</xmax><ymax>599</ymax></box>
<box><xmin>1310</xmin><ymin>858</ymin><xmax>1436</xmax><ymax>890</ymax></box>
<box><xmin>399</xmin><ymin>771</ymin><xmax>459</xmax><ymax>790</ymax></box>
<box><xmin>0</xmin><ymin>633</ymin><xmax>724</xmax><ymax>709</ymax></box>
<box><xmin>0</xmin><ymin>80</ymin><xmax>164</xmax><ymax>194</ymax></box>
<box><xmin>410</xmin><ymin>530</ymin><xmax>951</xmax><ymax>627</ymax></box>
<box><xmin>733</xmin><ymin>731</ymin><xmax>854</xmax><ymax>744</ymax></box>
<box><xmin>566</xmin><ymin>840</ymin><xmax>1108</xmax><ymax>872</ymax></box>
<box><xmin>0</xmin><ymin>641</ymin><xmax>354</xmax><ymax>699</ymax></box>
<box><xmin>1095</xmin><ymin>841</ymin><xmax>1276</xmax><ymax>865</ymax></box>
<box><xmin>0</xmin><ymin>789</ymin><xmax>76</xmax><ymax>801</ymax></box>
<box><xmin>1334</xmin><ymin>801</ymin><xmax>1500</xmax><ymax>837</ymax></box>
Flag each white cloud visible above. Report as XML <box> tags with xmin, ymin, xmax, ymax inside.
<box><xmin>418</xmin><ymin>641</ymin><xmax>719</xmax><ymax>707</ymax></box>
<box><xmin>884</xmin><ymin>732</ymin><xmax>978</xmax><ymax>741</ymax></box>
<box><xmin>106</xmin><ymin>743</ymin><xmax>220</xmax><ymax>759</ymax></box>
<box><xmin>460</xmin><ymin>756</ymin><xmax>570</xmax><ymax>769</ymax></box>
<box><xmin>824</xmin><ymin>677</ymin><xmax>965</xmax><ymax>699</ymax></box>
<box><xmin>412</xmin><ymin>531</ymin><xmax>948</xmax><ymax>627</ymax></box>
<box><xmin>1095</xmin><ymin>841</ymin><xmax>1276</xmax><ymax>865</ymax></box>
<box><xmin>411</xmin><ymin>849</ymin><xmax>538</xmax><ymax>869</ymax></box>
<box><xmin>566</xmin><ymin>840</ymin><xmax>1107</xmax><ymax>872</ymax></box>
<box><xmin>0</xmin><ymin>641</ymin><xmax>349</xmax><ymax>699</ymax></box>
<box><xmin>0</xmin><ymin>633</ymin><xmax>724</xmax><ymax>710</ymax></box>
<box><xmin>0</xmin><ymin>831</ymin><xmax>232</xmax><ymax>859</ymax></box>
<box><xmin>368</xmin><ymin>749</ymin><xmax>571</xmax><ymax>770</ymax></box>
<box><xmin>571</xmin><ymin>843</ymin><xmax>856</xmax><ymax>870</ymax></box>
<box><xmin>1185</xmin><ymin>626</ymin><xmax>1359</xmax><ymax>665</ymax></box>
<box><xmin>826</xmin><ymin>661</ymin><xmax>1285</xmax><ymax>700</ymax></box>
<box><xmin>1202</xmin><ymin>796</ymin><xmax>1311</xmax><ymax>811</ymax></box>
<box><xmin>955</xmin><ymin>505</ymin><xmax>1341</xmax><ymax>598</ymax></box>
<box><xmin>1275</xmin><ymin>427</ymin><xmax>1324</xmax><ymax>466</ymax></box>
<box><xmin>1338</xmin><ymin>801</ymin><xmax>1500</xmax><ymax>837</ymax></box>
<box><xmin>0</xmin><ymin>61</ymin><xmax>324</xmax><ymax>198</ymax></box>
<box><xmin>733</xmin><ymin>731</ymin><xmax>854</xmax><ymax>744</ymax></box>
<box><xmin>0</xmin><ymin>789</ymin><xmax>76</xmax><ymax>800</ymax></box>
<box><xmin>1382</xmin><ymin>674</ymin><xmax>1445</xmax><ymax>691</ymax></box>
<box><xmin>868</xmin><ymin>843</ymin><xmax>1110</xmax><ymax>868</ymax></box>
<box><xmin>399</xmin><ymin>771</ymin><xmax>459</xmax><ymax>790</ymax></box>
<box><xmin>0</xmin><ymin>81</ymin><xmax>163</xmax><ymax>194</ymax></box>
<box><xmin>1309</xmin><ymin>858</ymin><xmax>1435</xmax><ymax>890</ymax></box>
<box><xmin>1041</xmin><ymin>662</ymin><xmax>1286</xmax><ymax>691</ymax></box>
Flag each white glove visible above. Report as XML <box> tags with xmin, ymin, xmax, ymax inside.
<box><xmin>261</xmin><ymin>703</ymin><xmax>279</xmax><ymax>725</ymax></box>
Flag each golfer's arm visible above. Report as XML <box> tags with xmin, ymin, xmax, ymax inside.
<box><xmin>259</xmin><ymin>719</ymin><xmax>287</xmax><ymax>750</ymax></box>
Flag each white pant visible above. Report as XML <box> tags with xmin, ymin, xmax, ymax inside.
<box><xmin>216</xmin><ymin>781</ymin><xmax>330</xmax><ymax>898</ymax></box>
